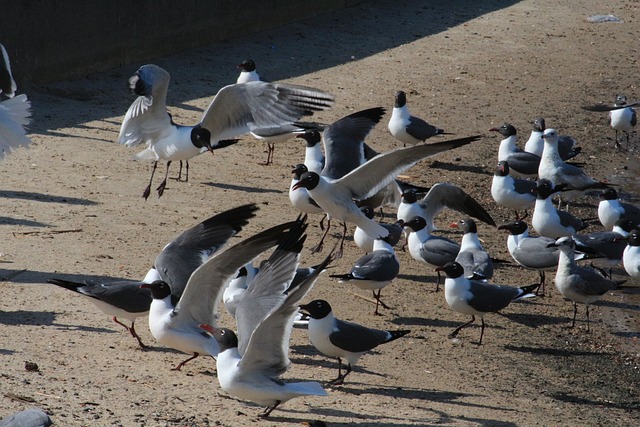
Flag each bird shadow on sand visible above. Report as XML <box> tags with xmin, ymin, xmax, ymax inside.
<box><xmin>0</xmin><ymin>310</ymin><xmax>110</xmax><ymax>334</ymax></box>
<box><xmin>498</xmin><ymin>311</ymin><xmax>571</xmax><ymax>328</ymax></box>
<box><xmin>0</xmin><ymin>217</ymin><xmax>50</xmax><ymax>227</ymax></box>
<box><xmin>550</xmin><ymin>391</ymin><xmax>640</xmax><ymax>411</ymax></box>
<box><xmin>0</xmin><ymin>190</ymin><xmax>98</xmax><ymax>205</ymax></box>
<box><xmin>429</xmin><ymin>160</ymin><xmax>491</xmax><ymax>176</ymax></box>
<box><xmin>202</xmin><ymin>182</ymin><xmax>284</xmax><ymax>194</ymax></box>
<box><xmin>503</xmin><ymin>344</ymin><xmax>606</xmax><ymax>357</ymax></box>
<box><xmin>389</xmin><ymin>316</ymin><xmax>461</xmax><ymax>329</ymax></box>
<box><xmin>0</xmin><ymin>270</ymin><xmax>133</xmax><ymax>284</ymax></box>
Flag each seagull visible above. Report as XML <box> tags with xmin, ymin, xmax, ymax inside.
<box><xmin>0</xmin><ymin>43</ymin><xmax>32</xmax><ymax>160</ymax></box>
<box><xmin>118</xmin><ymin>64</ymin><xmax>335</xmax><ymax>199</ymax></box>
<box><xmin>236</xmin><ymin>59</ymin><xmax>262</xmax><ymax>84</ymax></box>
<box><xmin>47</xmin><ymin>268</ymin><xmax>159</xmax><ymax>349</ymax></box>
<box><xmin>292</xmin><ymin>135</ymin><xmax>481</xmax><ymax>257</ymax></box>
<box><xmin>539</xmin><ymin>128</ymin><xmax>610</xmax><ymax>202</ymax></box>
<box><xmin>436</xmin><ymin>262</ymin><xmax>540</xmax><ymax>344</ymax></box>
<box><xmin>547</xmin><ymin>237</ymin><xmax>626</xmax><ymax>331</ymax></box>
<box><xmin>524</xmin><ymin>117</ymin><xmax>581</xmax><ymax>160</ymax></box>
<box><xmin>388</xmin><ymin>90</ymin><xmax>446</xmax><ymax>146</ymax></box>
<box><xmin>403</xmin><ymin>215</ymin><xmax>460</xmax><ymax>291</ymax></box>
<box><xmin>46</xmin><ymin>204</ymin><xmax>258</xmax><ymax>348</ymax></box>
<box><xmin>222</xmin><ymin>263</ymin><xmax>259</xmax><ymax>318</ymax></box>
<box><xmin>622</xmin><ymin>229</ymin><xmax>640</xmax><ymax>277</ymax></box>
<box><xmin>573</xmin><ymin>218</ymin><xmax>636</xmax><ymax>277</ymax></box>
<box><xmin>531</xmin><ymin>179</ymin><xmax>587</xmax><ymax>238</ymax></box>
<box><xmin>498</xmin><ymin>220</ymin><xmax>571</xmax><ymax>295</ymax></box>
<box><xmin>598</xmin><ymin>187</ymin><xmax>640</xmax><ymax>230</ymax></box>
<box><xmin>298</xmin><ymin>129</ymin><xmax>325</xmax><ymax>174</ymax></box>
<box><xmin>491</xmin><ymin>123</ymin><xmax>539</xmax><ymax>178</ymax></box>
<box><xmin>141</xmin><ymin>207</ymin><xmax>301</xmax><ymax>370</ymax></box>
<box><xmin>491</xmin><ymin>160</ymin><xmax>536</xmax><ymax>219</ymax></box>
<box><xmin>199</xmin><ymin>222</ymin><xmax>333</xmax><ymax>418</ymax></box>
<box><xmin>450</xmin><ymin>217</ymin><xmax>493</xmax><ymax>280</ymax></box>
<box><xmin>330</xmin><ymin>235</ymin><xmax>401</xmax><ymax>315</ymax></box>
<box><xmin>353</xmin><ymin>206</ymin><xmax>403</xmax><ymax>253</ymax></box>
<box><xmin>397</xmin><ymin>183</ymin><xmax>496</xmax><ymax>234</ymax></box>
<box><xmin>250</xmin><ymin>123</ymin><xmax>319</xmax><ymax>166</ymax></box>
<box><xmin>289</xmin><ymin>164</ymin><xmax>324</xmax><ymax>216</ymax></box>
<box><xmin>609</xmin><ymin>94</ymin><xmax>637</xmax><ymax>149</ymax></box>
<box><xmin>299</xmin><ymin>299</ymin><xmax>410</xmax><ymax>385</ymax></box>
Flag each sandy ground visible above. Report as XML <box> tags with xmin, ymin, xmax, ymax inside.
<box><xmin>2</xmin><ymin>0</ymin><xmax>640</xmax><ymax>425</ymax></box>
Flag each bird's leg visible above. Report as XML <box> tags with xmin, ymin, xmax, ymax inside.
<box><xmin>514</xmin><ymin>210</ymin><xmax>520</xmax><ymax>221</ymax></box>
<box><xmin>128</xmin><ymin>321</ymin><xmax>148</xmax><ymax>350</ymax></box>
<box><xmin>171</xmin><ymin>352</ymin><xmax>199</xmax><ymax>371</ymax></box>
<box><xmin>312</xmin><ymin>218</ymin><xmax>331</xmax><ymax>254</ymax></box>
<box><xmin>327</xmin><ymin>359</ymin><xmax>351</xmax><ymax>386</ymax></box>
<box><xmin>143</xmin><ymin>161</ymin><xmax>158</xmax><ymax>200</ymax></box>
<box><xmin>171</xmin><ymin>160</ymin><xmax>184</xmax><ymax>181</ymax></box>
<box><xmin>373</xmin><ymin>289</ymin><xmax>391</xmax><ymax>315</ymax></box>
<box><xmin>259</xmin><ymin>400</ymin><xmax>281</xmax><ymax>418</ymax></box>
<box><xmin>184</xmin><ymin>160</ymin><xmax>190</xmax><ymax>182</ymax></box>
<box><xmin>448</xmin><ymin>315</ymin><xmax>475</xmax><ymax>340</ymax></box>
<box><xmin>156</xmin><ymin>161</ymin><xmax>172</xmax><ymax>197</ymax></box>
<box><xmin>477</xmin><ymin>318</ymin><xmax>486</xmax><ymax>345</ymax></box>
<box><xmin>336</xmin><ymin>221</ymin><xmax>348</xmax><ymax>259</ymax></box>
<box><xmin>435</xmin><ymin>271</ymin><xmax>442</xmax><ymax>292</ymax></box>
<box><xmin>537</xmin><ymin>271</ymin><xmax>546</xmax><ymax>296</ymax></box>
<box><xmin>586</xmin><ymin>304</ymin><xmax>590</xmax><ymax>332</ymax></box>
<box><xmin>112</xmin><ymin>316</ymin><xmax>131</xmax><ymax>333</ymax></box>
<box><xmin>571</xmin><ymin>302</ymin><xmax>578</xmax><ymax>328</ymax></box>
<box><xmin>319</xmin><ymin>214</ymin><xmax>327</xmax><ymax>231</ymax></box>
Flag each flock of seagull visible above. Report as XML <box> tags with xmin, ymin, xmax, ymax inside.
<box><xmin>2</xmin><ymin>44</ymin><xmax>640</xmax><ymax>422</ymax></box>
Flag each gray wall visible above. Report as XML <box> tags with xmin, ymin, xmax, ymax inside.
<box><xmin>1</xmin><ymin>0</ymin><xmax>364</xmax><ymax>84</ymax></box>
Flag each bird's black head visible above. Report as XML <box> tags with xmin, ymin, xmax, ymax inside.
<box><xmin>627</xmin><ymin>230</ymin><xmax>640</xmax><ymax>247</ymax></box>
<box><xmin>299</xmin><ymin>299</ymin><xmax>332</xmax><ymax>319</ymax></box>
<box><xmin>292</xmin><ymin>164</ymin><xmax>309</xmax><ymax>180</ymax></box>
<box><xmin>495</xmin><ymin>160</ymin><xmax>510</xmax><ymax>177</ymax></box>
<box><xmin>237</xmin><ymin>59</ymin><xmax>256</xmax><ymax>72</ymax></box>
<box><xmin>394</xmin><ymin>90</ymin><xmax>407</xmax><ymax>108</ymax></box>
<box><xmin>140</xmin><ymin>280</ymin><xmax>172</xmax><ymax>300</ymax></box>
<box><xmin>403</xmin><ymin>216</ymin><xmax>427</xmax><ymax>232</ymax></box>
<box><xmin>615</xmin><ymin>218</ymin><xmax>638</xmax><ymax>234</ymax></box>
<box><xmin>490</xmin><ymin>123</ymin><xmax>516</xmax><ymax>138</ymax></box>
<box><xmin>293</xmin><ymin>171</ymin><xmax>320</xmax><ymax>191</ymax></box>
<box><xmin>401</xmin><ymin>188</ymin><xmax>418</xmax><ymax>204</ymax></box>
<box><xmin>533</xmin><ymin>117</ymin><xmax>546</xmax><ymax>132</ymax></box>
<box><xmin>299</xmin><ymin>130</ymin><xmax>322</xmax><ymax>147</ymax></box>
<box><xmin>435</xmin><ymin>262</ymin><xmax>465</xmax><ymax>279</ymax></box>
<box><xmin>532</xmin><ymin>179</ymin><xmax>556</xmax><ymax>199</ymax></box>
<box><xmin>361</xmin><ymin>206</ymin><xmax>375</xmax><ymax>220</ymax></box>
<box><xmin>191</xmin><ymin>125</ymin><xmax>213</xmax><ymax>152</ymax></box>
<box><xmin>615</xmin><ymin>94</ymin><xmax>628</xmax><ymax>106</ymax></box>
<box><xmin>497</xmin><ymin>220</ymin><xmax>527</xmax><ymax>235</ymax></box>
<box><xmin>200</xmin><ymin>325</ymin><xmax>239</xmax><ymax>352</ymax></box>
<box><xmin>598</xmin><ymin>187</ymin><xmax>618</xmax><ymax>201</ymax></box>
<box><xmin>456</xmin><ymin>217</ymin><xmax>477</xmax><ymax>234</ymax></box>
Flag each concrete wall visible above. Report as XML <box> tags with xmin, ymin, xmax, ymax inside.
<box><xmin>1</xmin><ymin>0</ymin><xmax>364</xmax><ymax>84</ymax></box>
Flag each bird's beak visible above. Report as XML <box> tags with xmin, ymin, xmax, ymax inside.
<box><xmin>434</xmin><ymin>266</ymin><xmax>444</xmax><ymax>272</ymax></box>
<box><xmin>497</xmin><ymin>224</ymin><xmax>509</xmax><ymax>231</ymax></box>
<box><xmin>489</xmin><ymin>127</ymin><xmax>499</xmax><ymax>132</ymax></box>
<box><xmin>298</xmin><ymin>304</ymin><xmax>311</xmax><ymax>316</ymax></box>
<box><xmin>291</xmin><ymin>182</ymin><xmax>303</xmax><ymax>191</ymax></box>
<box><xmin>199</xmin><ymin>323</ymin><xmax>217</xmax><ymax>334</ymax></box>
<box><xmin>546</xmin><ymin>242</ymin><xmax>558</xmax><ymax>248</ymax></box>
<box><xmin>450</xmin><ymin>222</ymin><xmax>459</xmax><ymax>229</ymax></box>
<box><xmin>139</xmin><ymin>283</ymin><xmax>151</xmax><ymax>289</ymax></box>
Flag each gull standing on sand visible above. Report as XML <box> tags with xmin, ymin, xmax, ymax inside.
<box><xmin>491</xmin><ymin>160</ymin><xmax>537</xmax><ymax>220</ymax></box>
<box><xmin>524</xmin><ymin>117</ymin><xmax>580</xmax><ymax>160</ymax></box>
<box><xmin>548</xmin><ymin>237</ymin><xmax>626</xmax><ymax>331</ymax></box>
<box><xmin>299</xmin><ymin>299</ymin><xmax>410</xmax><ymax>385</ymax></box>
<box><xmin>451</xmin><ymin>217</ymin><xmax>493</xmax><ymax>280</ymax></box>
<box><xmin>292</xmin><ymin>135</ymin><xmax>481</xmax><ymax>257</ymax></box>
<box><xmin>491</xmin><ymin>123</ymin><xmax>539</xmax><ymax>178</ymax></box>
<box><xmin>437</xmin><ymin>262</ymin><xmax>539</xmax><ymax>344</ymax></box>
<box><xmin>609</xmin><ymin>94</ymin><xmax>637</xmax><ymax>149</ymax></box>
<box><xmin>531</xmin><ymin>179</ymin><xmax>587</xmax><ymax>238</ymax></box>
<box><xmin>622</xmin><ymin>229</ymin><xmax>640</xmax><ymax>278</ymax></box>
<box><xmin>353</xmin><ymin>206</ymin><xmax>403</xmax><ymax>253</ymax></box>
<box><xmin>388</xmin><ymin>90</ymin><xmax>446</xmax><ymax>146</ymax></box>
<box><xmin>597</xmin><ymin>188</ymin><xmax>640</xmax><ymax>230</ymax></box>
<box><xmin>330</xmin><ymin>235</ymin><xmax>401</xmax><ymax>315</ymax></box>
<box><xmin>118</xmin><ymin>64</ymin><xmax>334</xmax><ymax>198</ymax></box>
<box><xmin>199</xmin><ymin>218</ymin><xmax>333</xmax><ymax>418</ymax></box>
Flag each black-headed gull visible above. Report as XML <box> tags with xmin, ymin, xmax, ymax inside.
<box><xmin>450</xmin><ymin>217</ymin><xmax>493</xmax><ymax>280</ymax></box>
<box><xmin>597</xmin><ymin>188</ymin><xmax>640</xmax><ymax>230</ymax></box>
<box><xmin>436</xmin><ymin>262</ymin><xmax>539</xmax><ymax>344</ymax></box>
<box><xmin>353</xmin><ymin>206</ymin><xmax>403</xmax><ymax>253</ymax></box>
<box><xmin>0</xmin><ymin>43</ymin><xmax>32</xmax><ymax>159</ymax></box>
<box><xmin>491</xmin><ymin>123</ymin><xmax>539</xmax><ymax>178</ymax></box>
<box><xmin>330</xmin><ymin>235</ymin><xmax>400</xmax><ymax>315</ymax></box>
<box><xmin>622</xmin><ymin>229</ymin><xmax>640</xmax><ymax>278</ymax></box>
<box><xmin>292</xmin><ymin>135</ymin><xmax>481</xmax><ymax>257</ymax></box>
<box><xmin>119</xmin><ymin>64</ymin><xmax>334</xmax><ymax>199</ymax></box>
<box><xmin>491</xmin><ymin>160</ymin><xmax>536</xmax><ymax>219</ymax></box>
<box><xmin>403</xmin><ymin>215</ymin><xmax>459</xmax><ymax>291</ymax></box>
<box><xmin>531</xmin><ymin>179</ymin><xmax>586</xmax><ymax>238</ymax></box>
<box><xmin>547</xmin><ymin>237</ymin><xmax>626</xmax><ymax>331</ymax></box>
<box><xmin>236</xmin><ymin>59</ymin><xmax>262</xmax><ymax>84</ymax></box>
<box><xmin>388</xmin><ymin>90</ymin><xmax>446</xmax><ymax>146</ymax></box>
<box><xmin>609</xmin><ymin>94</ymin><xmax>637</xmax><ymax>149</ymax></box>
<box><xmin>199</xmin><ymin>220</ymin><xmax>334</xmax><ymax>417</ymax></box>
<box><xmin>299</xmin><ymin>299</ymin><xmax>410</xmax><ymax>385</ymax></box>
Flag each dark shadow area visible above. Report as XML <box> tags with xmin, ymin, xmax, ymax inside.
<box><xmin>499</xmin><ymin>311</ymin><xmax>571</xmax><ymax>327</ymax></box>
<box><xmin>202</xmin><ymin>182</ymin><xmax>284</xmax><ymax>194</ymax></box>
<box><xmin>550</xmin><ymin>392</ymin><xmax>640</xmax><ymax>411</ymax></box>
<box><xmin>429</xmin><ymin>160</ymin><xmax>492</xmax><ymax>176</ymax></box>
<box><xmin>390</xmin><ymin>316</ymin><xmax>461</xmax><ymax>328</ymax></box>
<box><xmin>0</xmin><ymin>217</ymin><xmax>50</xmax><ymax>228</ymax></box>
<box><xmin>0</xmin><ymin>310</ymin><xmax>57</xmax><ymax>326</ymax></box>
<box><xmin>24</xmin><ymin>0</ymin><xmax>523</xmax><ymax>136</ymax></box>
<box><xmin>503</xmin><ymin>344</ymin><xmax>607</xmax><ymax>357</ymax></box>
<box><xmin>0</xmin><ymin>190</ymin><xmax>99</xmax><ymax>205</ymax></box>
<box><xmin>0</xmin><ymin>269</ymin><xmax>132</xmax><ymax>284</ymax></box>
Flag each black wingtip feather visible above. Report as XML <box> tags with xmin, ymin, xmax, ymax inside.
<box><xmin>383</xmin><ymin>329</ymin><xmax>411</xmax><ymax>344</ymax></box>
